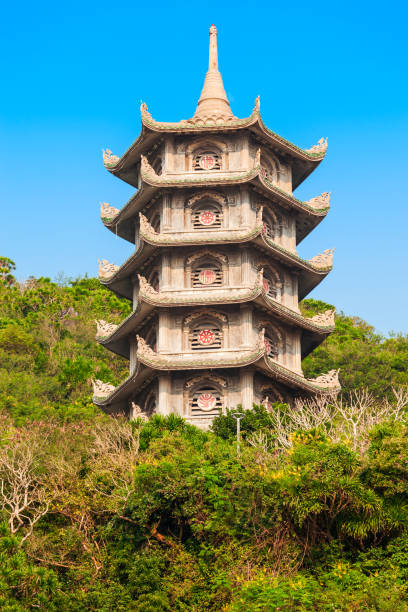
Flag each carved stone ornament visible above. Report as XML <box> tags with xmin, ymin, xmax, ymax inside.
<box><xmin>305</xmin><ymin>137</ymin><xmax>328</xmax><ymax>155</ymax></box>
<box><xmin>139</xmin><ymin>213</ymin><xmax>158</xmax><ymax>237</ymax></box>
<box><xmin>92</xmin><ymin>379</ymin><xmax>116</xmax><ymax>397</ymax></box>
<box><xmin>307</xmin><ymin>248</ymin><xmax>334</xmax><ymax>269</ymax></box>
<box><xmin>136</xmin><ymin>335</ymin><xmax>157</xmax><ymax>358</ymax></box>
<box><xmin>185</xmin><ymin>374</ymin><xmax>227</xmax><ymax>389</ymax></box>
<box><xmin>187</xmin><ymin>191</ymin><xmax>226</xmax><ymax>208</ymax></box>
<box><xmin>307</xmin><ymin>369</ymin><xmax>340</xmax><ymax>388</ymax></box>
<box><xmin>305</xmin><ymin>192</ymin><xmax>331</xmax><ymax>210</ymax></box>
<box><xmin>100</xmin><ymin>202</ymin><xmax>120</xmax><ymax>219</ymax></box>
<box><xmin>140</xmin><ymin>101</ymin><xmax>153</xmax><ymax>120</ymax></box>
<box><xmin>95</xmin><ymin>319</ymin><xmax>118</xmax><ymax>338</ymax></box>
<box><xmin>257</xmin><ymin>327</ymin><xmax>266</xmax><ymax>350</ymax></box>
<box><xmin>256</xmin><ymin>205</ymin><xmax>263</xmax><ymax>225</ymax></box>
<box><xmin>130</xmin><ymin>401</ymin><xmax>149</xmax><ymax>421</ymax></box>
<box><xmin>137</xmin><ymin>274</ymin><xmax>158</xmax><ymax>296</ymax></box>
<box><xmin>253</xmin><ymin>95</ymin><xmax>260</xmax><ymax>113</ymax></box>
<box><xmin>255</xmin><ymin>148</ymin><xmax>261</xmax><ymax>168</ymax></box>
<box><xmin>102</xmin><ymin>149</ymin><xmax>119</xmax><ymax>167</ymax></box>
<box><xmin>98</xmin><ymin>259</ymin><xmax>119</xmax><ymax>279</ymax></box>
<box><xmin>184</xmin><ymin>309</ymin><xmax>227</xmax><ymax>325</ymax></box>
<box><xmin>255</xmin><ymin>267</ymin><xmax>264</xmax><ymax>289</ymax></box>
<box><xmin>140</xmin><ymin>155</ymin><xmax>158</xmax><ymax>178</ymax></box>
<box><xmin>310</xmin><ymin>310</ymin><xmax>336</xmax><ymax>327</ymax></box>
<box><xmin>186</xmin><ymin>249</ymin><xmax>228</xmax><ymax>265</ymax></box>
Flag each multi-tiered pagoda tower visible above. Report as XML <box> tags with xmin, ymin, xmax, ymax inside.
<box><xmin>93</xmin><ymin>25</ymin><xmax>340</xmax><ymax>428</ymax></box>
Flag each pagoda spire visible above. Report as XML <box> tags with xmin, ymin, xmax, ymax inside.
<box><xmin>193</xmin><ymin>25</ymin><xmax>235</xmax><ymax>121</ymax></box>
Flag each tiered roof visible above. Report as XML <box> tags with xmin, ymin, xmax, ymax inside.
<box><xmin>94</xmin><ymin>25</ymin><xmax>339</xmax><ymax>412</ymax></box>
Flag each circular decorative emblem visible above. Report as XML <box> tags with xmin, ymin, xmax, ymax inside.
<box><xmin>262</xmin><ymin>279</ymin><xmax>270</xmax><ymax>293</ymax></box>
<box><xmin>199</xmin><ymin>154</ymin><xmax>216</xmax><ymax>170</ymax></box>
<box><xmin>198</xmin><ymin>329</ymin><xmax>215</xmax><ymax>345</ymax></box>
<box><xmin>199</xmin><ymin>210</ymin><xmax>216</xmax><ymax>226</ymax></box>
<box><xmin>199</xmin><ymin>269</ymin><xmax>216</xmax><ymax>285</ymax></box>
<box><xmin>197</xmin><ymin>393</ymin><xmax>217</xmax><ymax>410</ymax></box>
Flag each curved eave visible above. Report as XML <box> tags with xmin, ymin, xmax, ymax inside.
<box><xmin>102</xmin><ymin>168</ymin><xmax>328</xmax><ymax>245</ymax></box>
<box><xmin>257</xmin><ymin>357</ymin><xmax>340</xmax><ymax>395</ymax></box>
<box><xmin>99</xmin><ymin>287</ymin><xmax>333</xmax><ymax>361</ymax></box>
<box><xmin>97</xmin><ymin>301</ymin><xmax>155</xmax><ymax>358</ymax></box>
<box><xmin>93</xmin><ymin>364</ymin><xmax>155</xmax><ymax>415</ymax></box>
<box><xmin>138</xmin><ymin>347</ymin><xmax>265</xmax><ymax>371</ymax></box>
<box><xmin>249</xmin><ymin>116</ymin><xmax>325</xmax><ymax>189</ymax></box>
<box><xmin>141</xmin><ymin>109</ymin><xmax>325</xmax><ymax>165</ymax></box>
<box><xmin>100</xmin><ymin>228</ymin><xmax>331</xmax><ymax>302</ymax></box>
<box><xmin>99</xmin><ymin>241</ymin><xmax>157</xmax><ymax>300</ymax></box>
<box><xmin>104</xmin><ymin>126</ymin><xmax>161</xmax><ymax>188</ymax></box>
<box><xmin>254</xmin><ymin>235</ymin><xmax>331</xmax><ymax>299</ymax></box>
<box><xmin>104</xmin><ymin>110</ymin><xmax>326</xmax><ymax>192</ymax></box>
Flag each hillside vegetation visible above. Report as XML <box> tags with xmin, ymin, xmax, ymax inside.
<box><xmin>1</xmin><ymin>256</ymin><xmax>408</xmax><ymax>611</ymax></box>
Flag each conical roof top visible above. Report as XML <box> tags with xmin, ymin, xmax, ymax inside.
<box><xmin>192</xmin><ymin>25</ymin><xmax>236</xmax><ymax>123</ymax></box>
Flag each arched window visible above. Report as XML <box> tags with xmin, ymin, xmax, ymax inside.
<box><xmin>262</xmin><ymin>272</ymin><xmax>278</xmax><ymax>300</ymax></box>
<box><xmin>193</xmin><ymin>151</ymin><xmax>222</xmax><ymax>171</ymax></box>
<box><xmin>191</xmin><ymin>260</ymin><xmax>223</xmax><ymax>287</ymax></box>
<box><xmin>260</xmin><ymin>264</ymin><xmax>282</xmax><ymax>302</ymax></box>
<box><xmin>262</xmin><ymin>325</ymin><xmax>282</xmax><ymax>362</ymax></box>
<box><xmin>190</xmin><ymin>384</ymin><xmax>223</xmax><ymax>417</ymax></box>
<box><xmin>264</xmin><ymin>332</ymin><xmax>279</xmax><ymax>359</ymax></box>
<box><xmin>189</xmin><ymin>318</ymin><xmax>223</xmax><ymax>351</ymax></box>
<box><xmin>263</xmin><ymin>210</ymin><xmax>282</xmax><ymax>241</ymax></box>
<box><xmin>191</xmin><ymin>201</ymin><xmax>223</xmax><ymax>229</ymax></box>
<box><xmin>260</xmin><ymin>152</ymin><xmax>279</xmax><ymax>183</ymax></box>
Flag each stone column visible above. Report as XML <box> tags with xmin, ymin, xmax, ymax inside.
<box><xmin>240</xmin><ymin>304</ymin><xmax>253</xmax><ymax>347</ymax></box>
<box><xmin>241</xmin><ymin>247</ymin><xmax>251</xmax><ymax>286</ymax></box>
<box><xmin>129</xmin><ymin>337</ymin><xmax>137</xmax><ymax>373</ymax></box>
<box><xmin>158</xmin><ymin>311</ymin><xmax>170</xmax><ymax>353</ymax></box>
<box><xmin>240</xmin><ymin>186</ymin><xmax>251</xmax><ymax>227</ymax></box>
<box><xmin>132</xmin><ymin>276</ymin><xmax>139</xmax><ymax>310</ymax></box>
<box><xmin>162</xmin><ymin>193</ymin><xmax>171</xmax><ymax>231</ymax></box>
<box><xmin>158</xmin><ymin>374</ymin><xmax>171</xmax><ymax>415</ymax></box>
<box><xmin>161</xmin><ymin>252</ymin><xmax>171</xmax><ymax>290</ymax></box>
<box><xmin>240</xmin><ymin>369</ymin><xmax>254</xmax><ymax>410</ymax></box>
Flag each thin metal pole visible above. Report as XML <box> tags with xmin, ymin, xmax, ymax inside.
<box><xmin>236</xmin><ymin>417</ymin><xmax>241</xmax><ymax>455</ymax></box>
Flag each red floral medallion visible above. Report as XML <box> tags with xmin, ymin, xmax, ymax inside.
<box><xmin>198</xmin><ymin>329</ymin><xmax>215</xmax><ymax>345</ymax></box>
<box><xmin>199</xmin><ymin>210</ymin><xmax>215</xmax><ymax>226</ymax></box>
<box><xmin>199</xmin><ymin>269</ymin><xmax>216</xmax><ymax>285</ymax></box>
<box><xmin>197</xmin><ymin>393</ymin><xmax>216</xmax><ymax>410</ymax></box>
<box><xmin>199</xmin><ymin>155</ymin><xmax>216</xmax><ymax>170</ymax></box>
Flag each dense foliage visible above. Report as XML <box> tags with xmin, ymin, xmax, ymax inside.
<box><xmin>1</xmin><ymin>258</ymin><xmax>408</xmax><ymax>610</ymax></box>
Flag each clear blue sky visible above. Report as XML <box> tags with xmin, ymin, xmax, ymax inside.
<box><xmin>1</xmin><ymin>0</ymin><xmax>407</xmax><ymax>334</ymax></box>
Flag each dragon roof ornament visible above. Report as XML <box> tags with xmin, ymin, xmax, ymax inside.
<box><xmin>305</xmin><ymin>137</ymin><xmax>328</xmax><ymax>155</ymax></box>
<box><xmin>307</xmin><ymin>369</ymin><xmax>340</xmax><ymax>389</ymax></box>
<box><xmin>102</xmin><ymin>149</ymin><xmax>119</xmax><ymax>167</ymax></box>
<box><xmin>100</xmin><ymin>202</ymin><xmax>120</xmax><ymax>220</ymax></box>
<box><xmin>307</xmin><ymin>248</ymin><xmax>334</xmax><ymax>269</ymax></box>
<box><xmin>310</xmin><ymin>310</ymin><xmax>336</xmax><ymax>327</ymax></box>
<box><xmin>98</xmin><ymin>259</ymin><xmax>119</xmax><ymax>279</ymax></box>
<box><xmin>95</xmin><ymin>320</ymin><xmax>119</xmax><ymax>338</ymax></box>
<box><xmin>92</xmin><ymin>379</ymin><xmax>116</xmax><ymax>398</ymax></box>
<box><xmin>304</xmin><ymin>192</ymin><xmax>331</xmax><ymax>210</ymax></box>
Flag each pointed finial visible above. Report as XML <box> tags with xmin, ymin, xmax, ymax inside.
<box><xmin>208</xmin><ymin>24</ymin><xmax>218</xmax><ymax>71</ymax></box>
<box><xmin>192</xmin><ymin>25</ymin><xmax>235</xmax><ymax>122</ymax></box>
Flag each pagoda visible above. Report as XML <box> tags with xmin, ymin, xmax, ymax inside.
<box><xmin>93</xmin><ymin>25</ymin><xmax>340</xmax><ymax>427</ymax></box>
